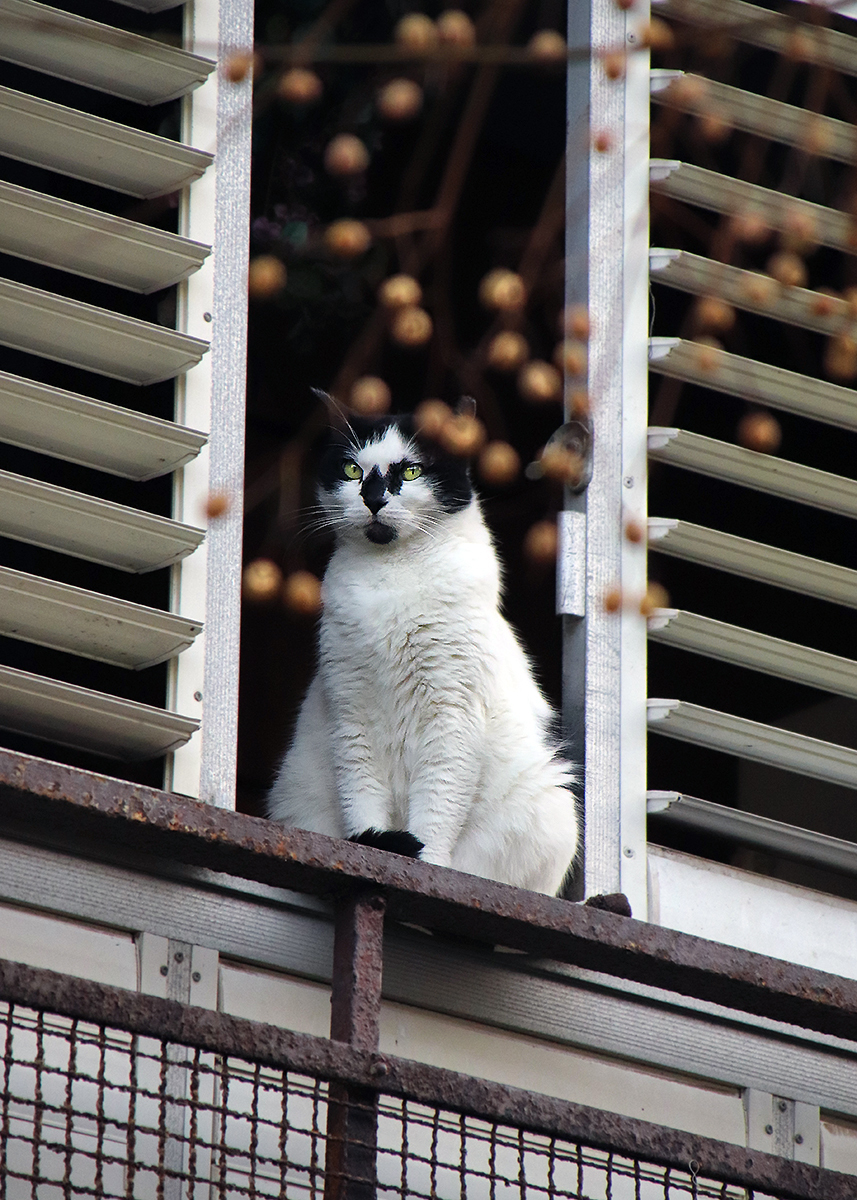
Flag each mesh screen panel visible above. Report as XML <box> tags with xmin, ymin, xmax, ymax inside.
<box><xmin>0</xmin><ymin>998</ymin><xmax>787</xmax><ymax>1200</ymax></box>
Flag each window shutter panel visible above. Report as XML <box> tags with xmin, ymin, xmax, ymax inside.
<box><xmin>0</xmin><ymin>0</ymin><xmax>251</xmax><ymax>801</ymax></box>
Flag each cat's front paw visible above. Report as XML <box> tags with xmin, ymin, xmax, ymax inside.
<box><xmin>350</xmin><ymin>829</ymin><xmax>425</xmax><ymax>858</ymax></box>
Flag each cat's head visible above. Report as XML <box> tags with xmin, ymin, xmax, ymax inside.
<box><xmin>317</xmin><ymin>410</ymin><xmax>473</xmax><ymax>546</ymax></box>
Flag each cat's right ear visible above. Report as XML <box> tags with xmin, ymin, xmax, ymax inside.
<box><xmin>311</xmin><ymin>388</ymin><xmax>352</xmax><ymax>433</ymax></box>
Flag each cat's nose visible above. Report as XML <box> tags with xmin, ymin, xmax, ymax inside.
<box><xmin>361</xmin><ymin>468</ymin><xmax>388</xmax><ymax>514</ymax></box>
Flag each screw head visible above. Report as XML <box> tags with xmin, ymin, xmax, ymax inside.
<box><xmin>174</xmin><ymin>952</ymin><xmax>184</xmax><ymax>963</ymax></box>
<box><xmin>203</xmin><ymin>311</ymin><xmax>213</xmax><ymax>323</ymax></box>
<box><xmin>778</xmin><ymin>1100</ymin><xmax>788</xmax><ymax>1112</ymax></box>
<box><xmin>194</xmin><ymin>691</ymin><xmax>203</xmax><ymax>702</ymax></box>
<box><xmin>192</xmin><ymin>971</ymin><xmax>202</xmax><ymax>983</ymax></box>
<box><xmin>159</xmin><ymin>964</ymin><xmax>169</xmax><ymax>977</ymax></box>
<box><xmin>795</xmin><ymin>1134</ymin><xmax>804</xmax><ymax>1145</ymax></box>
<box><xmin>623</xmin><ymin>475</ymin><xmax>634</xmax><ymax>488</ymax></box>
<box><xmin>623</xmin><ymin>846</ymin><xmax>635</xmax><ymax>858</ymax></box>
<box><xmin>764</xmin><ymin>1124</ymin><xmax>773</xmax><ymax>1135</ymax></box>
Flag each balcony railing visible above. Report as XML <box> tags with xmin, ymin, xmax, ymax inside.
<box><xmin>0</xmin><ymin>748</ymin><xmax>856</xmax><ymax>1198</ymax></box>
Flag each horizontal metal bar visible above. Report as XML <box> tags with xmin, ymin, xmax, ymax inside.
<box><xmin>650</xmin><ymin>249</ymin><xmax>855</xmax><ymax>337</ymax></box>
<box><xmin>647</xmin><ymin>608</ymin><xmax>857</xmax><ymax>699</ymax></box>
<box><xmin>649</xmin><ymin>337</ymin><xmax>857</xmax><ymax>431</ymax></box>
<box><xmin>654</xmin><ymin>0</ymin><xmax>857</xmax><ymax>77</ymax></box>
<box><xmin>0</xmin><ymin>369</ymin><xmax>207</xmax><ymax>480</ymax></box>
<box><xmin>0</xmin><ymin>85</ymin><xmax>212</xmax><ymax>198</ymax></box>
<box><xmin>2</xmin><ymin>749</ymin><xmax>857</xmax><ymax>1041</ymax></box>
<box><xmin>0</xmin><ymin>0</ymin><xmax>212</xmax><ymax>103</ymax></box>
<box><xmin>648</xmin><ymin>517</ymin><xmax>857</xmax><ymax>609</ymax></box>
<box><xmin>648</xmin><ymin>427</ymin><xmax>857</xmax><ymax>518</ymax></box>
<box><xmin>0</xmin><ymin>668</ymin><xmax>198</xmax><ymax>759</ymax></box>
<box><xmin>648</xmin><ymin>791</ymin><xmax>857</xmax><ymax>877</ymax></box>
<box><xmin>0</xmin><ymin>279</ymin><xmax>209</xmax><ymax>386</ymax></box>
<box><xmin>0</xmin><ymin>180</ymin><xmax>210</xmax><ymax>293</ymax></box>
<box><xmin>651</xmin><ymin>71</ymin><xmax>857</xmax><ymax>163</ymax></box>
<box><xmin>647</xmin><ymin>699</ymin><xmax>857</xmax><ymax>788</ymax></box>
<box><xmin>0</xmin><ymin>564</ymin><xmax>202</xmax><ymax>668</ymax></box>
<box><xmin>0</xmin><ymin>467</ymin><xmax>204</xmax><ymax>573</ymax></box>
<box><xmin>650</xmin><ymin>160</ymin><xmax>856</xmax><ymax>256</ymax></box>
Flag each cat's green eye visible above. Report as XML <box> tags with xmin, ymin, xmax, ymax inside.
<box><xmin>342</xmin><ymin>461</ymin><xmax>363</xmax><ymax>481</ymax></box>
<box><xmin>402</xmin><ymin>464</ymin><xmax>422</xmax><ymax>481</ymax></box>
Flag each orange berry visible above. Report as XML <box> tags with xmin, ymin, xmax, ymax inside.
<box><xmin>561</xmin><ymin>304</ymin><xmax>591</xmax><ymax>341</ymax></box>
<box><xmin>478</xmin><ymin>441</ymin><xmax>521</xmax><ymax>486</ymax></box>
<box><xmin>767</xmin><ymin>251</ymin><xmax>807</xmax><ymax>289</ymax></box>
<box><xmin>781</xmin><ymin>208</ymin><xmax>818</xmax><ymax>254</ymax></box>
<box><xmin>394</xmin><ymin>13</ymin><xmax>438</xmax><ymax>52</ymax></box>
<box><xmin>698</xmin><ymin>111</ymin><xmax>731</xmax><ymax>143</ymax></box>
<box><xmin>624</xmin><ymin>518</ymin><xmax>645</xmax><ymax>544</ymax></box>
<box><xmin>799</xmin><ymin>116</ymin><xmax>834</xmax><ymax>157</ymax></box>
<box><xmin>324</xmin><ymin>133</ymin><xmax>369</xmax><ymax>177</ymax></box>
<box><xmin>518</xmin><ymin>360</ymin><xmax>563</xmax><ymax>403</ymax></box>
<box><xmin>553</xmin><ymin>339</ymin><xmax>588</xmax><ymax>377</ymax></box>
<box><xmin>528</xmin><ymin>30</ymin><xmax>568</xmax><ymax>63</ymax></box>
<box><xmin>282</xmin><ymin>570</ymin><xmax>323</xmax><ymax>616</ymax></box>
<box><xmin>592</xmin><ymin>130</ymin><xmax>613</xmax><ymax>153</ymax></box>
<box><xmin>737</xmin><ymin>410</ymin><xmax>782</xmax><ymax>453</ymax></box>
<box><xmin>695</xmin><ymin>296</ymin><xmax>735</xmax><ymax>333</ymax></box>
<box><xmin>324</xmin><ymin>219</ymin><xmax>371</xmax><ymax>258</ymax></box>
<box><xmin>439</xmin><ymin>413</ymin><xmax>486</xmax><ymax>456</ymax></box>
<box><xmin>540</xmin><ymin>445</ymin><xmax>584</xmax><ymax>486</ymax></box>
<box><xmin>523</xmin><ymin>520</ymin><xmax>559</xmax><ymax>565</ymax></box>
<box><xmin>824</xmin><ymin>335</ymin><xmax>857</xmax><ymax>381</ymax></box>
<box><xmin>639</xmin><ymin>18</ymin><xmax>675</xmax><ymax>51</ymax></box>
<box><xmin>740</xmin><ymin>274</ymin><xmax>778</xmax><ymax>307</ymax></box>
<box><xmin>603</xmin><ymin>587</ymin><xmax>623</xmax><ymax>614</ymax></box>
<box><xmin>204</xmin><ymin>492</ymin><xmax>230</xmax><ymax>520</ymax></box>
<box><xmin>277</xmin><ymin>67</ymin><xmax>322</xmax><ymax>104</ymax></box>
<box><xmin>414</xmin><ymin>399</ymin><xmax>452</xmax><ymax>439</ymax></box>
<box><xmin>479</xmin><ymin>269</ymin><xmax>527</xmax><ymax>312</ymax></box>
<box><xmin>247</xmin><ymin>255</ymin><xmax>287</xmax><ymax>298</ymax></box>
<box><xmin>437</xmin><ymin>10</ymin><xmax>476</xmax><ymax>47</ymax></box>
<box><xmin>569</xmin><ymin>389</ymin><xmax>590</xmax><ymax>418</ymax></box>
<box><xmin>640</xmin><ymin>582</ymin><xmax>670</xmax><ymax>616</ymax></box>
<box><xmin>378</xmin><ymin>274</ymin><xmax>422</xmax><ymax>309</ymax></box>
<box><xmin>601</xmin><ymin>49</ymin><xmax>627</xmax><ymax>81</ymax></box>
<box><xmin>350</xmin><ymin>376</ymin><xmax>392</xmax><ymax>416</ymax></box>
<box><xmin>377</xmin><ymin>78</ymin><xmax>423</xmax><ymax>121</ymax></box>
<box><xmin>810</xmin><ymin>289</ymin><xmax>838</xmax><ymax>317</ymax></box>
<box><xmin>693</xmin><ymin>337</ymin><xmax>722</xmax><ymax>373</ymax></box>
<box><xmin>729</xmin><ymin>211</ymin><xmax>770</xmax><ymax>245</ymax></box>
<box><xmin>390</xmin><ymin>306</ymin><xmax>433</xmax><ymax>347</ymax></box>
<box><xmin>243</xmin><ymin>558</ymin><xmax>283</xmax><ymax>602</ymax></box>
<box><xmin>486</xmin><ymin>330</ymin><xmax>529</xmax><ymax>371</ymax></box>
<box><xmin>223</xmin><ymin>51</ymin><xmax>256</xmax><ymax>82</ymax></box>
<box><xmin>667</xmin><ymin>75</ymin><xmax>709</xmax><ymax>106</ymax></box>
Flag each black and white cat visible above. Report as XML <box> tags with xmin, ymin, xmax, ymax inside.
<box><xmin>267</xmin><ymin>409</ymin><xmax>579</xmax><ymax>896</ymax></box>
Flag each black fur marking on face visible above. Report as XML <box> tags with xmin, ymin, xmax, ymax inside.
<box><xmin>316</xmin><ymin>412</ymin><xmax>473</xmax><ymax>513</ymax></box>
<box><xmin>360</xmin><ymin>466</ymin><xmax>388</xmax><ymax>514</ymax></box>
<box><xmin>366</xmin><ymin>519</ymin><xmax>397</xmax><ymax>544</ymax></box>
<box><xmin>350</xmin><ymin>829</ymin><xmax>425</xmax><ymax>858</ymax></box>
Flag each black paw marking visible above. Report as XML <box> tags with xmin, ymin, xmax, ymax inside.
<box><xmin>584</xmin><ymin>892</ymin><xmax>633</xmax><ymax>918</ymax></box>
<box><xmin>350</xmin><ymin>829</ymin><xmax>425</xmax><ymax>858</ymax></box>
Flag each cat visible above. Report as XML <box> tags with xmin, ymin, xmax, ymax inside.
<box><xmin>267</xmin><ymin>406</ymin><xmax>579</xmax><ymax>896</ymax></box>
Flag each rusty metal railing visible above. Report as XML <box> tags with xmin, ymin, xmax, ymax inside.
<box><xmin>1</xmin><ymin>748</ymin><xmax>857</xmax><ymax>1197</ymax></box>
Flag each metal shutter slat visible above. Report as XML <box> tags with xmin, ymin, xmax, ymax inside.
<box><xmin>650</xmin><ymin>71</ymin><xmax>857</xmax><ymax>163</ymax></box>
<box><xmin>0</xmin><ymin>371</ymin><xmax>206</xmax><ymax>480</ymax></box>
<box><xmin>0</xmin><ymin>664</ymin><xmax>198</xmax><ymax>760</ymax></box>
<box><xmin>0</xmin><ymin>87</ymin><xmax>212</xmax><ymax>198</ymax></box>
<box><xmin>649</xmin><ymin>338</ymin><xmax>857</xmax><ymax>432</ymax></box>
<box><xmin>648</xmin><ymin>427</ymin><xmax>857</xmax><ymax>517</ymax></box>
<box><xmin>0</xmin><ymin>0</ymin><xmax>214</xmax><ymax>104</ymax></box>
<box><xmin>650</xmin><ymin>160</ymin><xmax>856</xmax><ymax>256</ymax></box>
<box><xmin>648</xmin><ymin>518</ymin><xmax>857</xmax><ymax>609</ymax></box>
<box><xmin>0</xmin><ymin>469</ymin><xmax>204</xmax><ymax>573</ymax></box>
<box><xmin>0</xmin><ymin>279</ymin><xmax>208</xmax><ymax>385</ymax></box>
<box><xmin>655</xmin><ymin>0</ymin><xmax>857</xmax><ymax>77</ymax></box>
<box><xmin>0</xmin><ymin>565</ymin><xmax>201</xmax><ymax>668</ymax></box>
<box><xmin>650</xmin><ymin>249</ymin><xmax>853</xmax><ymax>336</ymax></box>
<box><xmin>647</xmin><ymin>699</ymin><xmax>857</xmax><ymax>788</ymax></box>
<box><xmin>647</xmin><ymin>609</ymin><xmax>857</xmax><ymax>700</ymax></box>
<box><xmin>0</xmin><ymin>181</ymin><xmax>210</xmax><ymax>293</ymax></box>
<box><xmin>647</xmin><ymin>792</ymin><xmax>857</xmax><ymax>877</ymax></box>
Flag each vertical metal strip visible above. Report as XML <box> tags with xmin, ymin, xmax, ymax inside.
<box><xmin>325</xmin><ymin>891</ymin><xmax>385</xmax><ymax>1200</ymax></box>
<box><xmin>566</xmin><ymin>0</ymin><xmax>650</xmax><ymax>910</ymax></box>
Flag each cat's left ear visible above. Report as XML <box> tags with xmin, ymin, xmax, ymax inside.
<box><xmin>457</xmin><ymin>396</ymin><xmax>477</xmax><ymax>418</ymax></box>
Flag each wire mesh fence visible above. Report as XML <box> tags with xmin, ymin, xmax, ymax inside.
<box><xmin>1</xmin><ymin>997</ymin><xmax>793</xmax><ymax>1200</ymax></box>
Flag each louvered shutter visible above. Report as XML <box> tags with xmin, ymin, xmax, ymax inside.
<box><xmin>0</xmin><ymin>0</ymin><xmax>251</xmax><ymax>804</ymax></box>
<box><xmin>566</xmin><ymin>0</ymin><xmax>857</xmax><ymax>915</ymax></box>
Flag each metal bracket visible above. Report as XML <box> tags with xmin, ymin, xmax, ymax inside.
<box><xmin>744</xmin><ymin>1089</ymin><xmax>819</xmax><ymax>1164</ymax></box>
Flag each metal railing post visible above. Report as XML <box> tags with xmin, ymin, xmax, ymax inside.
<box><xmin>324</xmin><ymin>889</ymin><xmax>386</xmax><ymax>1200</ymax></box>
